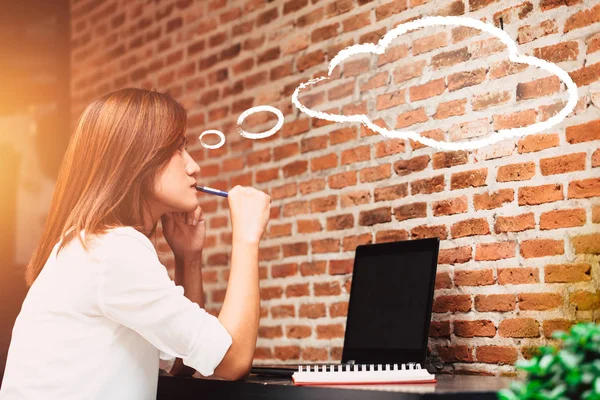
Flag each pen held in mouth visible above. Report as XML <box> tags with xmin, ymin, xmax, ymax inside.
<box><xmin>195</xmin><ymin>185</ymin><xmax>229</xmax><ymax>198</ymax></box>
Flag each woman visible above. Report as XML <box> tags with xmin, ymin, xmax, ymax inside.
<box><xmin>0</xmin><ymin>88</ymin><xmax>270</xmax><ymax>399</ymax></box>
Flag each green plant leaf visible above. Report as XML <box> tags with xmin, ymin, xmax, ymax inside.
<box><xmin>497</xmin><ymin>388</ymin><xmax>520</xmax><ymax>400</ymax></box>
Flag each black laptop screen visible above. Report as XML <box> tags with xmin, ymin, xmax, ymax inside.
<box><xmin>341</xmin><ymin>238</ymin><xmax>439</xmax><ymax>364</ymax></box>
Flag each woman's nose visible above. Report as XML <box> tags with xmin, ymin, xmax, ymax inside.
<box><xmin>186</xmin><ymin>160</ymin><xmax>200</xmax><ymax>176</ymax></box>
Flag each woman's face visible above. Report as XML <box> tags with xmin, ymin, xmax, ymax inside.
<box><xmin>153</xmin><ymin>136</ymin><xmax>200</xmax><ymax>215</ymax></box>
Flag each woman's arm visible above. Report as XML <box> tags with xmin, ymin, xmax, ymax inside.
<box><xmin>212</xmin><ymin>239</ymin><xmax>260</xmax><ymax>380</ymax></box>
<box><xmin>168</xmin><ymin>256</ymin><xmax>204</xmax><ymax>377</ymax></box>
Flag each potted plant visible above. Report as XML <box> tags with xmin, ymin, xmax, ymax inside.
<box><xmin>499</xmin><ymin>322</ymin><xmax>600</xmax><ymax>400</ymax></box>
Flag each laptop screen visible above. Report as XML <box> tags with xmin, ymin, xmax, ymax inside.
<box><xmin>341</xmin><ymin>238</ymin><xmax>439</xmax><ymax>365</ymax></box>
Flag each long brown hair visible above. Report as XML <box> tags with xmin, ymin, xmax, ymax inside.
<box><xmin>25</xmin><ymin>88</ymin><xmax>187</xmax><ymax>286</ymax></box>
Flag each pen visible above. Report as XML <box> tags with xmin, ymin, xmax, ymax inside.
<box><xmin>196</xmin><ymin>185</ymin><xmax>228</xmax><ymax>198</ymax></box>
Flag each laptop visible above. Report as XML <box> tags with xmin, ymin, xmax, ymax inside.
<box><xmin>250</xmin><ymin>237</ymin><xmax>440</xmax><ymax>377</ymax></box>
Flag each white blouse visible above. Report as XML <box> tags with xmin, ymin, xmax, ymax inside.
<box><xmin>0</xmin><ymin>226</ymin><xmax>232</xmax><ymax>400</ymax></box>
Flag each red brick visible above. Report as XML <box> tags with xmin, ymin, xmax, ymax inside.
<box><xmin>299</xmin><ymin>261</ymin><xmax>326</xmax><ymax>276</ymax></box>
<box><xmin>374</xmin><ymin>138</ymin><xmax>405</xmax><ymax>157</ymax></box>
<box><xmin>326</xmin><ymin>214</ymin><xmax>354</xmax><ymax>231</ymax></box>
<box><xmin>394</xmin><ymin>155</ymin><xmax>430</xmax><ymax>176</ymax></box>
<box><xmin>448</xmin><ymin>68</ymin><xmax>486</xmax><ymax>92</ymax></box>
<box><xmin>432</xmin><ymin>151</ymin><xmax>468</xmax><ymax>169</ymax></box>
<box><xmin>476</xmin><ymin>346</ymin><xmax>518</xmax><ymax>364</ymax></box>
<box><xmin>330</xmin><ymin>126</ymin><xmax>358</xmax><ymax>145</ymax></box>
<box><xmin>411</xmin><ymin>175</ymin><xmax>445</xmax><ymax>194</ymax></box>
<box><xmin>376</xmin><ymin>90</ymin><xmax>406</xmax><ymax>110</ymax></box>
<box><xmin>572</xmin><ymin>233</ymin><xmax>600</xmax><ymax>254</ymax></box>
<box><xmin>341</xmin><ymin>11</ymin><xmax>370</xmax><ymax>32</ymax></box>
<box><xmin>433</xmin><ymin>197</ymin><xmax>468</xmax><ymax>216</ymax></box>
<box><xmin>272</xmin><ymin>305</ymin><xmax>295</xmax><ymax>319</ymax></box>
<box><xmin>545</xmin><ymin>263</ymin><xmax>591</xmax><ymax>283</ymax></box>
<box><xmin>564</xmin><ymin>4</ymin><xmax>600</xmax><ymax>33</ymax></box>
<box><xmin>496</xmin><ymin>162</ymin><xmax>535</xmax><ymax>182</ymax></box>
<box><xmin>516</xmin><ymin>76</ymin><xmax>561</xmax><ymax>100</ymax></box>
<box><xmin>374</xmin><ymin>184</ymin><xmax>408</xmax><ymax>202</ymax></box>
<box><xmin>282</xmin><ymin>242</ymin><xmax>308</xmax><ymax>257</ymax></box>
<box><xmin>394</xmin><ymin>202</ymin><xmax>427</xmax><ymax>221</ymax></box>
<box><xmin>296</xmin><ymin>50</ymin><xmax>325</xmax><ymax>72</ymax></box>
<box><xmin>499</xmin><ymin>318</ymin><xmax>540</xmax><ymax>338</ymax></box>
<box><xmin>475</xmin><ymin>294</ymin><xmax>516</xmax><ymax>312</ymax></box>
<box><xmin>570</xmin><ymin>291</ymin><xmax>600</xmax><ymax>311</ymax></box>
<box><xmin>433</xmin><ymin>295</ymin><xmax>471</xmax><ymax>313</ymax></box>
<box><xmin>274</xmin><ymin>346</ymin><xmax>300</xmax><ymax>360</ymax></box>
<box><xmin>475</xmin><ymin>242</ymin><xmax>516</xmax><ymax>261</ymax></box>
<box><xmin>394</xmin><ymin>60</ymin><xmax>427</xmax><ymax>83</ymax></box>
<box><xmin>430</xmin><ymin>321</ymin><xmax>451</xmax><ymax>337</ymax></box>
<box><xmin>360</xmin><ymin>164</ymin><xmax>391</xmax><ymax>182</ymax></box>
<box><xmin>455</xmin><ymin>269</ymin><xmax>494</xmax><ymax>286</ymax></box>
<box><xmin>518</xmin><ymin>133</ymin><xmax>559</xmax><ymax>153</ymax></box>
<box><xmin>342</xmin><ymin>190</ymin><xmax>372</xmax><ymax>207</ymax></box>
<box><xmin>410</xmin><ymin>78</ymin><xmax>446</xmax><ymax>102</ymax></box>
<box><xmin>314</xmin><ymin>281</ymin><xmax>341</xmax><ymax>296</ymax></box>
<box><xmin>413</xmin><ymin>32</ymin><xmax>448</xmax><ymax>55</ymax></box>
<box><xmin>434</xmin><ymin>99</ymin><xmax>467</xmax><ymax>120</ymax></box>
<box><xmin>473</xmin><ymin>189</ymin><xmax>514</xmax><ymax>210</ymax></box>
<box><xmin>395</xmin><ymin>108</ymin><xmax>428</xmax><ymax>129</ymax></box>
<box><xmin>437</xmin><ymin>345</ymin><xmax>473</xmax><ymax>363</ymax></box>
<box><xmin>498</xmin><ymin>268</ymin><xmax>540</xmax><ymax>285</ymax></box>
<box><xmin>286</xmin><ymin>325</ymin><xmax>311</xmax><ymax>339</ymax></box>
<box><xmin>451</xmin><ymin>169</ymin><xmax>487</xmax><ymax>190</ymax></box>
<box><xmin>286</xmin><ymin>282</ymin><xmax>310</xmax><ymax>297</ymax></box>
<box><xmin>494</xmin><ymin>213</ymin><xmax>535</xmax><ymax>233</ymax></box>
<box><xmin>359</xmin><ymin>207</ymin><xmax>392</xmax><ymax>226</ymax></box>
<box><xmin>493</xmin><ymin>109</ymin><xmax>537</xmax><ymax>130</ymax></box>
<box><xmin>435</xmin><ymin>272</ymin><xmax>452</xmax><ymax>289</ymax></box>
<box><xmin>568</xmin><ymin>178</ymin><xmax>600</xmax><ymax>199</ymax></box>
<box><xmin>566</xmin><ymin>120</ymin><xmax>600</xmax><ymax>144</ymax></box>
<box><xmin>375</xmin><ymin>230</ymin><xmax>409</xmax><ymax>243</ymax></box>
<box><xmin>296</xmin><ymin>219</ymin><xmax>323</xmax><ymax>233</ymax></box>
<box><xmin>543</xmin><ymin>320</ymin><xmax>575</xmax><ymax>338</ymax></box>
<box><xmin>540</xmin><ymin>153</ymin><xmax>586</xmax><ymax>175</ymax></box>
<box><xmin>431</xmin><ymin>47</ymin><xmax>470</xmax><ymax>69</ymax></box>
<box><xmin>518</xmin><ymin>293</ymin><xmax>562</xmax><ymax>310</ymax></box>
<box><xmin>343</xmin><ymin>233</ymin><xmax>372</xmax><ymax>252</ymax></box>
<box><xmin>454</xmin><ymin>320</ymin><xmax>496</xmax><ymax>338</ymax></box>
<box><xmin>316</xmin><ymin>324</ymin><xmax>345</xmax><ymax>339</ymax></box>
<box><xmin>341</xmin><ymin>146</ymin><xmax>370</xmax><ymax>165</ymax></box>
<box><xmin>520</xmin><ymin>239</ymin><xmax>564</xmax><ymax>258</ymax></box>
<box><xmin>299</xmin><ymin>178</ymin><xmax>325</xmax><ymax>195</ymax></box>
<box><xmin>472</xmin><ymin>91</ymin><xmax>511</xmax><ymax>111</ymax></box>
<box><xmin>518</xmin><ymin>184</ymin><xmax>563</xmax><ymax>205</ymax></box>
<box><xmin>329</xmin><ymin>259</ymin><xmax>353</xmax><ymax>275</ymax></box>
<box><xmin>533</xmin><ymin>41</ymin><xmax>579</xmax><ymax>63</ymax></box>
<box><xmin>330</xmin><ymin>301</ymin><xmax>348</xmax><ymax>318</ymax></box>
<box><xmin>299</xmin><ymin>303</ymin><xmax>326</xmax><ymax>318</ymax></box>
<box><xmin>259</xmin><ymin>325</ymin><xmax>283</xmax><ymax>338</ymax></box>
<box><xmin>411</xmin><ymin>225</ymin><xmax>448</xmax><ymax>240</ymax></box>
<box><xmin>312</xmin><ymin>238</ymin><xmax>340</xmax><ymax>254</ymax></box>
<box><xmin>301</xmin><ymin>135</ymin><xmax>328</xmax><ymax>153</ymax></box>
<box><xmin>311</xmin><ymin>153</ymin><xmax>338</xmax><ymax>172</ymax></box>
<box><xmin>438</xmin><ymin>246</ymin><xmax>472</xmax><ymax>264</ymax></box>
<box><xmin>540</xmin><ymin>209</ymin><xmax>586</xmax><ymax>230</ymax></box>
<box><xmin>328</xmin><ymin>171</ymin><xmax>357</xmax><ymax>189</ymax></box>
<box><xmin>451</xmin><ymin>218</ymin><xmax>490</xmax><ymax>238</ymax></box>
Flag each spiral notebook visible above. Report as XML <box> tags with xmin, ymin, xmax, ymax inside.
<box><xmin>292</xmin><ymin>362</ymin><xmax>436</xmax><ymax>385</ymax></box>
<box><xmin>252</xmin><ymin>238</ymin><xmax>440</xmax><ymax>386</ymax></box>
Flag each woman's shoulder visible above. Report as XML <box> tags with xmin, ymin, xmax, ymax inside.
<box><xmin>89</xmin><ymin>226</ymin><xmax>157</xmax><ymax>259</ymax></box>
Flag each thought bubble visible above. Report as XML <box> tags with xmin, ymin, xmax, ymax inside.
<box><xmin>291</xmin><ymin>15</ymin><xmax>578</xmax><ymax>151</ymax></box>
<box><xmin>199</xmin><ymin>105</ymin><xmax>284</xmax><ymax>149</ymax></box>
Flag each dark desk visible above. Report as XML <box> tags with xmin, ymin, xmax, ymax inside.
<box><xmin>157</xmin><ymin>374</ymin><xmax>512</xmax><ymax>399</ymax></box>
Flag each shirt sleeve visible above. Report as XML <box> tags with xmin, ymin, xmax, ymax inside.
<box><xmin>159</xmin><ymin>351</ymin><xmax>176</xmax><ymax>373</ymax></box>
<box><xmin>95</xmin><ymin>233</ymin><xmax>232</xmax><ymax>377</ymax></box>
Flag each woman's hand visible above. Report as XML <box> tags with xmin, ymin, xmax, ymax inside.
<box><xmin>228</xmin><ymin>186</ymin><xmax>271</xmax><ymax>245</ymax></box>
<box><xmin>161</xmin><ymin>205</ymin><xmax>205</xmax><ymax>260</ymax></box>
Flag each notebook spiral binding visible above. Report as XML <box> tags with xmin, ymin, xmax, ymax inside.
<box><xmin>297</xmin><ymin>362</ymin><xmax>423</xmax><ymax>373</ymax></box>
<box><xmin>291</xmin><ymin>362</ymin><xmax>436</xmax><ymax>385</ymax></box>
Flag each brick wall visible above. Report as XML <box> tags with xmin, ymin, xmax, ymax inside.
<box><xmin>70</xmin><ymin>0</ymin><xmax>600</xmax><ymax>376</ymax></box>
